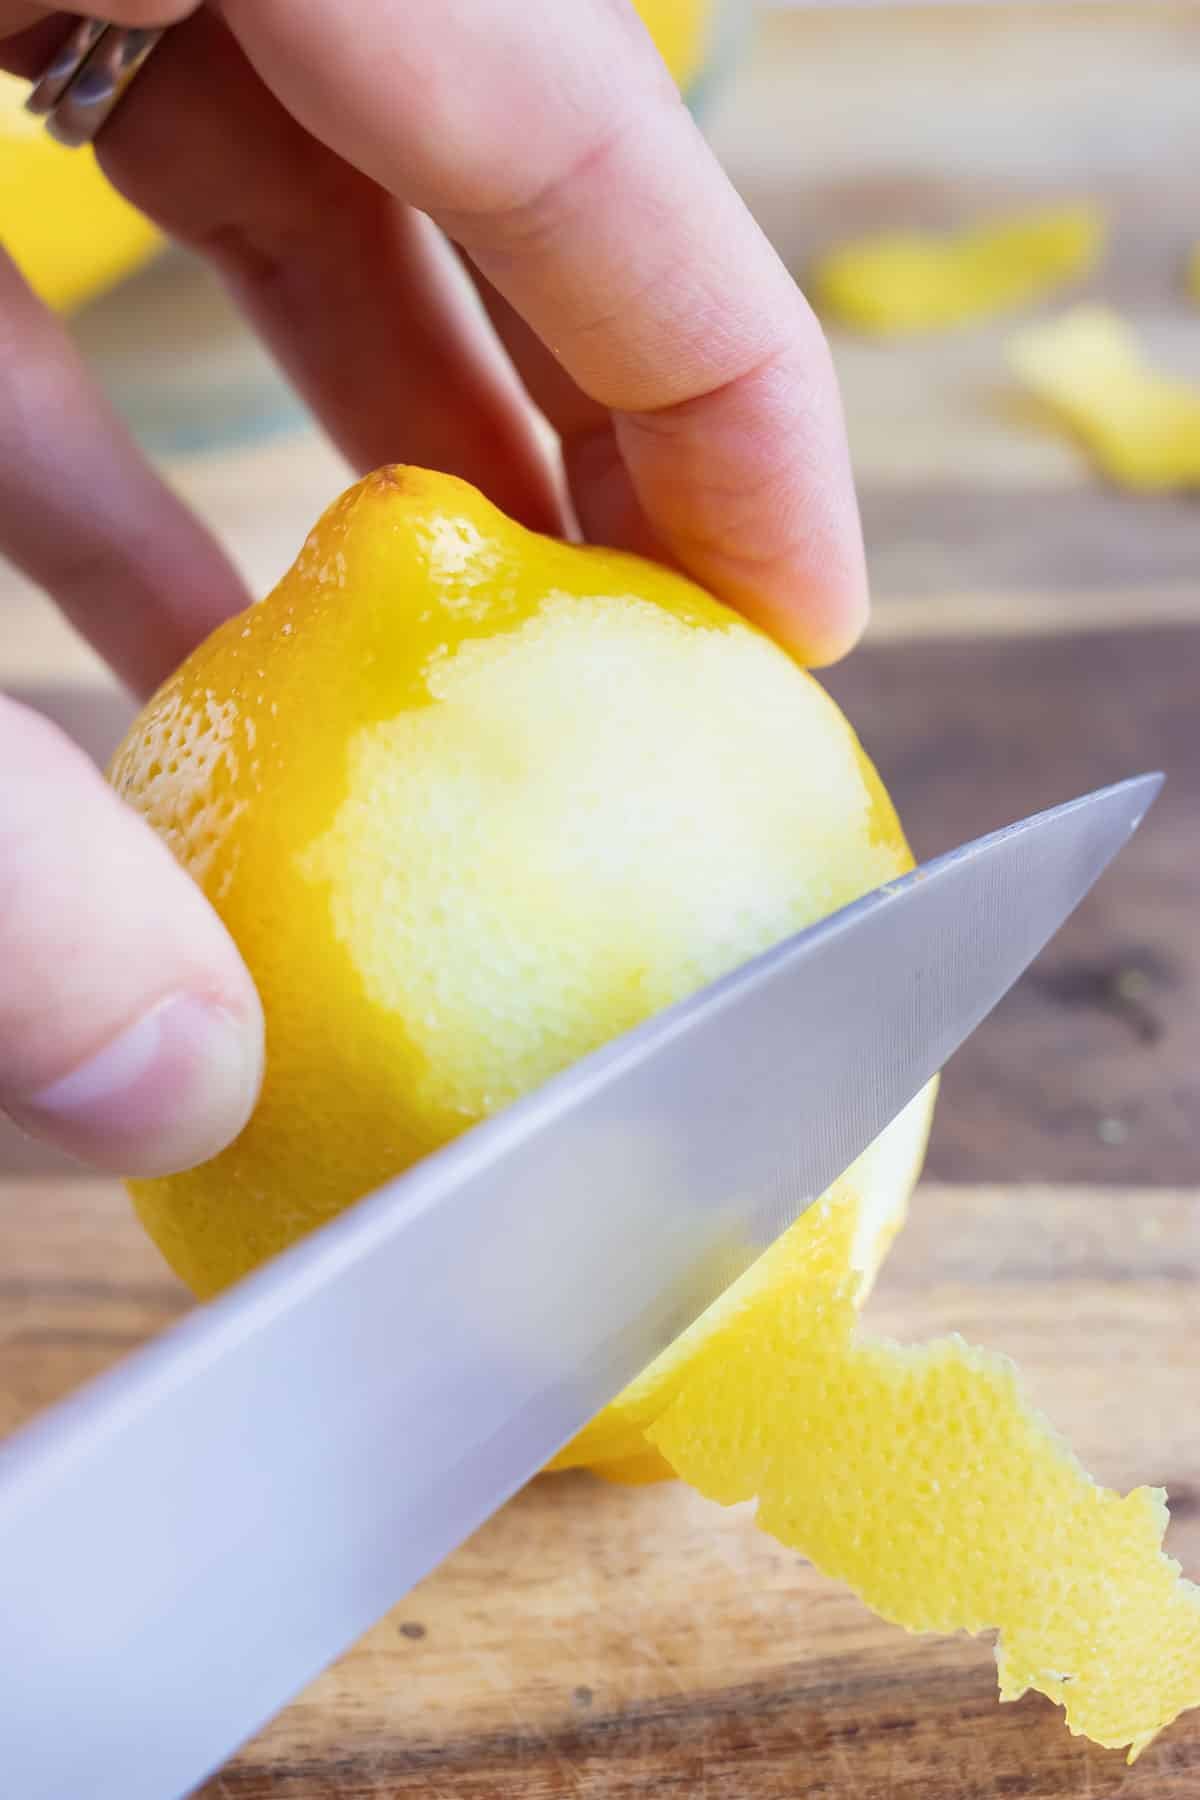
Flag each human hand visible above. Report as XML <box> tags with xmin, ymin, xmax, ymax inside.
<box><xmin>0</xmin><ymin>0</ymin><xmax>867</xmax><ymax>1176</ymax></box>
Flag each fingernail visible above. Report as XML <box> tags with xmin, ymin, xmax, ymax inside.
<box><xmin>6</xmin><ymin>994</ymin><xmax>263</xmax><ymax>1177</ymax></box>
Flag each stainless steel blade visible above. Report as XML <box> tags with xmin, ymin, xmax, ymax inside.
<box><xmin>0</xmin><ymin>773</ymin><xmax>1160</xmax><ymax>1800</ymax></box>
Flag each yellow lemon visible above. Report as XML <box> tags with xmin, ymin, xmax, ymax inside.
<box><xmin>110</xmin><ymin>465</ymin><xmax>928</xmax><ymax>1310</ymax></box>
<box><xmin>0</xmin><ymin>71</ymin><xmax>160</xmax><ymax>311</ymax></box>
<box><xmin>111</xmin><ymin>468</ymin><xmax>1200</xmax><ymax>1756</ymax></box>
<box><xmin>633</xmin><ymin>0</ymin><xmax>717</xmax><ymax>93</ymax></box>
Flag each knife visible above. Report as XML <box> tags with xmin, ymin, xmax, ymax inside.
<box><xmin>0</xmin><ymin>772</ymin><xmax>1160</xmax><ymax>1800</ymax></box>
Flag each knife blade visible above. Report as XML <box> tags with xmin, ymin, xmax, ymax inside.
<box><xmin>0</xmin><ymin>772</ymin><xmax>1160</xmax><ymax>1800</ymax></box>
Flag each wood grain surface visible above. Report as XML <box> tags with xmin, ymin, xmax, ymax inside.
<box><xmin>2</xmin><ymin>3</ymin><xmax>1198</xmax><ymax>1794</ymax></box>
<box><xmin>2</xmin><ymin>1178</ymin><xmax>1197</xmax><ymax>1798</ymax></box>
<box><xmin>825</xmin><ymin>623</ymin><xmax>1200</xmax><ymax>1187</ymax></box>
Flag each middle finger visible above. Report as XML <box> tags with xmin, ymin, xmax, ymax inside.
<box><xmin>93</xmin><ymin>10</ymin><xmax>563</xmax><ymax>535</ymax></box>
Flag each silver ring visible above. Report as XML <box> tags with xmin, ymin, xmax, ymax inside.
<box><xmin>24</xmin><ymin>18</ymin><xmax>166</xmax><ymax>148</ymax></box>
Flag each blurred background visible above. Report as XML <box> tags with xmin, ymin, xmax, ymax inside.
<box><xmin>3</xmin><ymin>2</ymin><xmax>1198</xmax><ymax>1188</ymax></box>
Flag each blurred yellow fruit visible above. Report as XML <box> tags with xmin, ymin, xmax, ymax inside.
<box><xmin>0</xmin><ymin>71</ymin><xmax>159</xmax><ymax>311</ymax></box>
<box><xmin>632</xmin><ymin>0</ymin><xmax>716</xmax><ymax>92</ymax></box>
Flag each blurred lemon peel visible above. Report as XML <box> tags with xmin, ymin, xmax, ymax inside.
<box><xmin>1009</xmin><ymin>304</ymin><xmax>1200</xmax><ymax>490</ymax></box>
<box><xmin>812</xmin><ymin>204</ymin><xmax>1105</xmax><ymax>336</ymax></box>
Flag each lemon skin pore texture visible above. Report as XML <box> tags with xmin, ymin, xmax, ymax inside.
<box><xmin>109</xmin><ymin>466</ymin><xmax>920</xmax><ymax>1309</ymax></box>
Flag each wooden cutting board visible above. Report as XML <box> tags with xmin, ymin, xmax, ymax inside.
<box><xmin>2</xmin><ymin>5</ymin><xmax>1198</xmax><ymax>1793</ymax></box>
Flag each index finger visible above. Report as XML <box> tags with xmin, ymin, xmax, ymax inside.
<box><xmin>217</xmin><ymin>0</ymin><xmax>867</xmax><ymax>664</ymax></box>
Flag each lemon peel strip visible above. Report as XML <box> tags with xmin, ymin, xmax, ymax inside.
<box><xmin>639</xmin><ymin>1197</ymin><xmax>1199</xmax><ymax>1761</ymax></box>
<box><xmin>549</xmin><ymin>1086</ymin><xmax>934</xmax><ymax>1482</ymax></box>
<box><xmin>811</xmin><ymin>204</ymin><xmax>1105</xmax><ymax>335</ymax></box>
<box><xmin>1009</xmin><ymin>305</ymin><xmax>1200</xmax><ymax>491</ymax></box>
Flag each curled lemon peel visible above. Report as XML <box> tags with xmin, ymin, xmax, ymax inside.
<box><xmin>1009</xmin><ymin>305</ymin><xmax>1200</xmax><ymax>490</ymax></box>
<box><xmin>636</xmin><ymin>1196</ymin><xmax>1200</xmax><ymax>1761</ymax></box>
<box><xmin>813</xmin><ymin>204</ymin><xmax>1105</xmax><ymax>336</ymax></box>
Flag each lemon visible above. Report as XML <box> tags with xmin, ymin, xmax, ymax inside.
<box><xmin>110</xmin><ymin>464</ymin><xmax>926</xmax><ymax>1301</ymax></box>
<box><xmin>0</xmin><ymin>72</ymin><xmax>159</xmax><ymax>311</ymax></box>
<box><xmin>1009</xmin><ymin>305</ymin><xmax>1200</xmax><ymax>492</ymax></box>
<box><xmin>633</xmin><ymin>0</ymin><xmax>717</xmax><ymax>92</ymax></box>
<box><xmin>111</xmin><ymin>467</ymin><xmax>1200</xmax><ymax>1756</ymax></box>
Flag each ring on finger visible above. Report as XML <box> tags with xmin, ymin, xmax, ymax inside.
<box><xmin>25</xmin><ymin>16</ymin><xmax>167</xmax><ymax>148</ymax></box>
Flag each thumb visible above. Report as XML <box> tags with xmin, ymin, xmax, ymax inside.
<box><xmin>0</xmin><ymin>698</ymin><xmax>262</xmax><ymax>1176</ymax></box>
